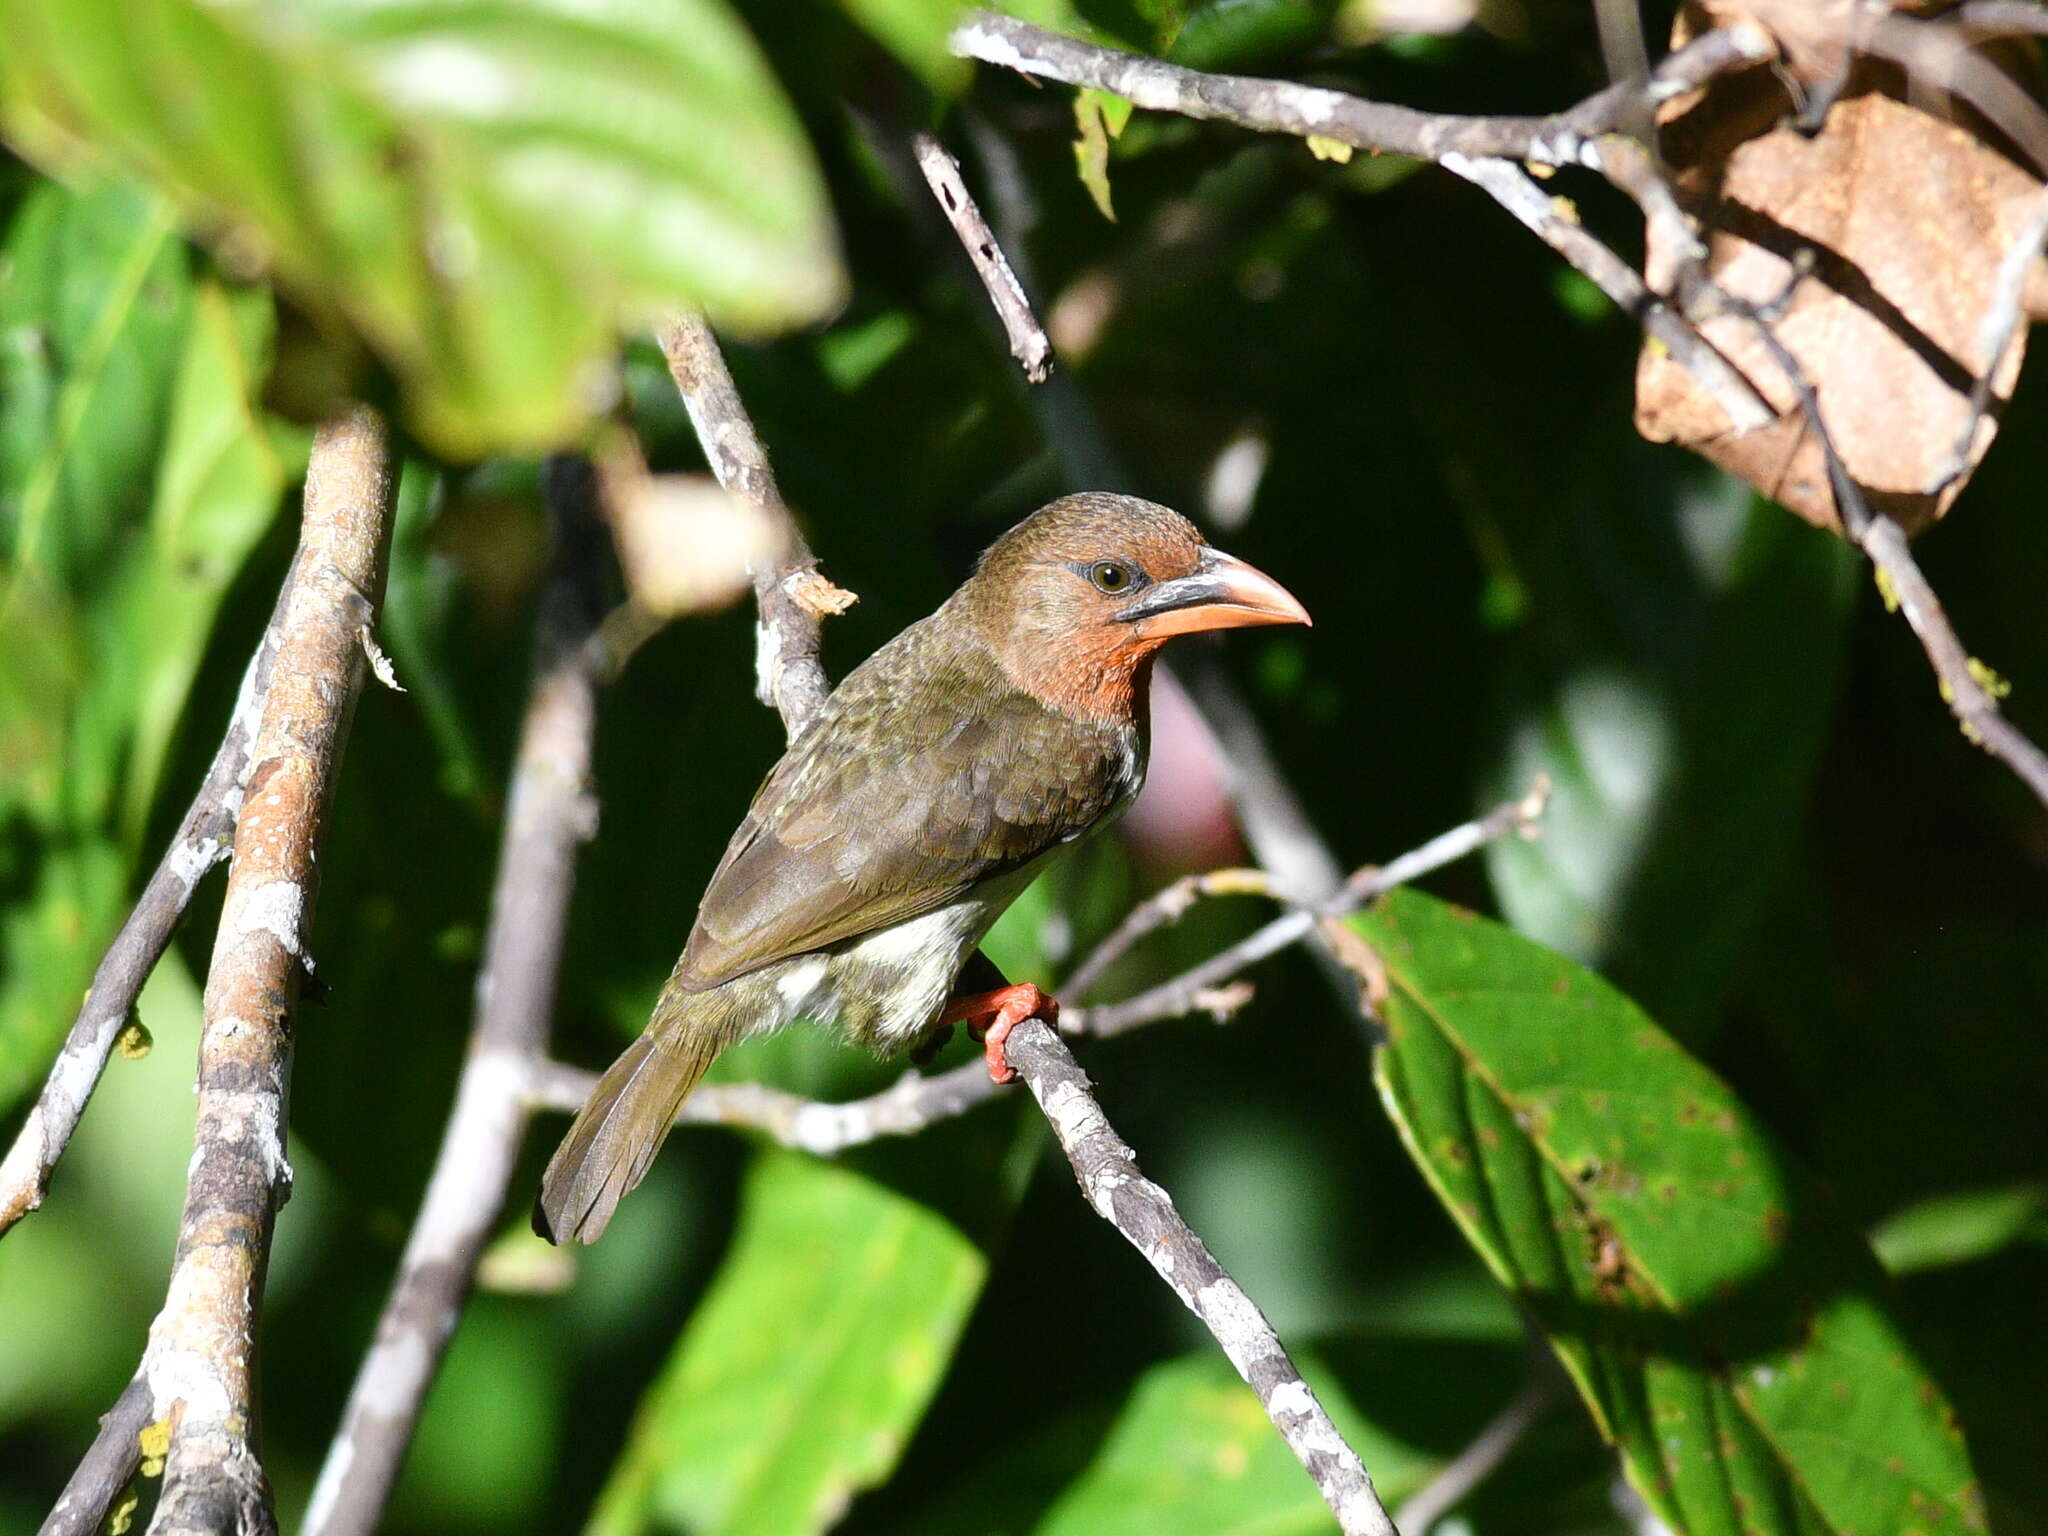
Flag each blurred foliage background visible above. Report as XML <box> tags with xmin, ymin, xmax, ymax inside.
<box><xmin>1</xmin><ymin>0</ymin><xmax>2045</xmax><ymax>1533</ymax></box>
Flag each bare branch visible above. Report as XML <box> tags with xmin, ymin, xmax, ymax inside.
<box><xmin>949</xmin><ymin>10</ymin><xmax>1772</xmax><ymax>169</ymax></box>
<box><xmin>140</xmin><ymin>404</ymin><xmax>397</xmax><ymax>1536</ymax></box>
<box><xmin>1393</xmin><ymin>1373</ymin><xmax>1561</xmax><ymax>1534</ymax></box>
<box><xmin>1744</xmin><ymin>308</ymin><xmax>2048</xmax><ymax>810</ymax></box>
<box><xmin>1003</xmin><ymin>1018</ymin><xmax>1398</xmax><ymax>1536</ymax></box>
<box><xmin>1934</xmin><ymin>180</ymin><xmax>2048</xmax><ymax>492</ymax></box>
<box><xmin>914</xmin><ymin>132</ymin><xmax>1054</xmax><ymax>382</ymax></box>
<box><xmin>41</xmin><ymin>1376</ymin><xmax>152</xmax><ymax>1536</ymax></box>
<box><xmin>949</xmin><ymin>12</ymin><xmax>1775</xmax><ymax>433</ymax></box>
<box><xmin>1441</xmin><ymin>155</ymin><xmax>1772</xmax><ymax>432</ymax></box>
<box><xmin>656</xmin><ymin>313</ymin><xmax>853</xmax><ymax>738</ymax></box>
<box><xmin>0</xmin><ymin>574</ymin><xmax>297</xmax><ymax>1237</ymax></box>
<box><xmin>1956</xmin><ymin>0</ymin><xmax>2048</xmax><ymax>36</ymax></box>
<box><xmin>302</xmin><ymin>458</ymin><xmax>607</xmax><ymax>1536</ymax></box>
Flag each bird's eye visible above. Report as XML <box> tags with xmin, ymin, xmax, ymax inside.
<box><xmin>1089</xmin><ymin>561</ymin><xmax>1134</xmax><ymax>594</ymax></box>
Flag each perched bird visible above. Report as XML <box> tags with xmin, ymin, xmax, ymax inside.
<box><xmin>536</xmin><ymin>493</ymin><xmax>1308</xmax><ymax>1244</ymax></box>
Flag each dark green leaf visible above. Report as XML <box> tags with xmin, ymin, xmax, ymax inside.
<box><xmin>1356</xmin><ymin>888</ymin><xmax>1984</xmax><ymax>1536</ymax></box>
<box><xmin>0</xmin><ymin>0</ymin><xmax>844</xmax><ymax>456</ymax></box>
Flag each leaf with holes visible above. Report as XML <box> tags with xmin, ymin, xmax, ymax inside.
<box><xmin>1354</xmin><ymin>888</ymin><xmax>1984</xmax><ymax>1536</ymax></box>
<box><xmin>0</xmin><ymin>0</ymin><xmax>844</xmax><ymax>456</ymax></box>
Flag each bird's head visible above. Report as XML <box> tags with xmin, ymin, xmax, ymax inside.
<box><xmin>961</xmin><ymin>493</ymin><xmax>1310</xmax><ymax>721</ymax></box>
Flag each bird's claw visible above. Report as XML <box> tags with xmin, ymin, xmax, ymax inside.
<box><xmin>943</xmin><ymin>983</ymin><xmax>1058</xmax><ymax>1085</ymax></box>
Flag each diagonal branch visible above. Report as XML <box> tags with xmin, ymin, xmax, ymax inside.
<box><xmin>657</xmin><ymin>313</ymin><xmax>852</xmax><ymax>738</ymax></box>
<box><xmin>139</xmin><ymin>404</ymin><xmax>398</xmax><ymax>1536</ymax></box>
<box><xmin>1003</xmin><ymin>1018</ymin><xmax>1397</xmax><ymax>1536</ymax></box>
<box><xmin>300</xmin><ymin>458</ymin><xmax>608</xmax><ymax>1536</ymax></box>
<box><xmin>1744</xmin><ymin>319</ymin><xmax>2048</xmax><ymax>808</ymax></box>
<box><xmin>913</xmin><ymin>131</ymin><xmax>1054</xmax><ymax>383</ymax></box>
<box><xmin>40</xmin><ymin>1376</ymin><xmax>153</xmax><ymax>1536</ymax></box>
<box><xmin>1</xmin><ymin>576</ymin><xmax>297</xmax><ymax>1238</ymax></box>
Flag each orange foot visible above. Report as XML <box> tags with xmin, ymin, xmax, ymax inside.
<box><xmin>940</xmin><ymin>983</ymin><xmax>1059</xmax><ymax>1086</ymax></box>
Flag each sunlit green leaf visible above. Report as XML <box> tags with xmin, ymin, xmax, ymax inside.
<box><xmin>0</xmin><ymin>0</ymin><xmax>845</xmax><ymax>457</ymax></box>
<box><xmin>1034</xmin><ymin>1351</ymin><xmax>1433</xmax><ymax>1536</ymax></box>
<box><xmin>1870</xmin><ymin>1185</ymin><xmax>2048</xmax><ymax>1278</ymax></box>
<box><xmin>589</xmin><ymin>1149</ymin><xmax>986</xmax><ymax>1536</ymax></box>
<box><xmin>1357</xmin><ymin>888</ymin><xmax>1984</xmax><ymax>1536</ymax></box>
<box><xmin>837</xmin><ymin>0</ymin><xmax>971</xmax><ymax>93</ymax></box>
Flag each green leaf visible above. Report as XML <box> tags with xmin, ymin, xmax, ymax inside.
<box><xmin>0</xmin><ymin>0</ymin><xmax>845</xmax><ymax>457</ymax></box>
<box><xmin>0</xmin><ymin>180</ymin><xmax>285</xmax><ymax>1109</ymax></box>
<box><xmin>837</xmin><ymin>0</ymin><xmax>971</xmax><ymax>94</ymax></box>
<box><xmin>1870</xmin><ymin>1185</ymin><xmax>2048</xmax><ymax>1277</ymax></box>
<box><xmin>118</xmin><ymin>276</ymin><xmax>301</xmax><ymax>843</ymax></box>
<box><xmin>1357</xmin><ymin>888</ymin><xmax>1985</xmax><ymax>1536</ymax></box>
<box><xmin>589</xmin><ymin>1148</ymin><xmax>987</xmax><ymax>1536</ymax></box>
<box><xmin>1033</xmin><ymin>1351</ymin><xmax>1434</xmax><ymax>1536</ymax></box>
<box><xmin>1072</xmin><ymin>91</ymin><xmax>1121</xmax><ymax>224</ymax></box>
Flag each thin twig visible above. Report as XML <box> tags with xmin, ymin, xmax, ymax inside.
<box><xmin>301</xmin><ymin>458</ymin><xmax>607</xmax><ymax>1536</ymax></box>
<box><xmin>949</xmin><ymin>12</ymin><xmax>1775</xmax><ymax>433</ymax></box>
<box><xmin>1393</xmin><ymin>1373</ymin><xmax>1561</xmax><ymax>1534</ymax></box>
<box><xmin>1003</xmin><ymin>1018</ymin><xmax>1398</xmax><ymax>1536</ymax></box>
<box><xmin>1956</xmin><ymin>0</ymin><xmax>2048</xmax><ymax>36</ymax></box>
<box><xmin>914</xmin><ymin>132</ymin><xmax>1054</xmax><ymax>382</ymax></box>
<box><xmin>949</xmin><ymin>10</ymin><xmax>1772</xmax><ymax>169</ymax></box>
<box><xmin>1746</xmin><ymin>315</ymin><xmax>2048</xmax><ymax>810</ymax></box>
<box><xmin>1933</xmin><ymin>180</ymin><xmax>2048</xmax><ymax>492</ymax></box>
<box><xmin>41</xmin><ymin>1377</ymin><xmax>152</xmax><ymax>1536</ymax></box>
<box><xmin>1440</xmin><ymin>155</ymin><xmax>1771</xmax><ymax>432</ymax></box>
<box><xmin>529</xmin><ymin>785</ymin><xmax>1545</xmax><ymax>1147</ymax></box>
<box><xmin>656</xmin><ymin>313</ymin><xmax>852</xmax><ymax>738</ymax></box>
<box><xmin>1059</xmin><ymin>866</ymin><xmax>1273</xmax><ymax>999</ymax></box>
<box><xmin>0</xmin><ymin>574</ymin><xmax>297</xmax><ymax>1237</ymax></box>
<box><xmin>139</xmin><ymin>405</ymin><xmax>397</xmax><ymax>1536</ymax></box>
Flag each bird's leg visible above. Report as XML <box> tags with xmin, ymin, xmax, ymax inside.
<box><xmin>939</xmin><ymin>983</ymin><xmax>1059</xmax><ymax>1085</ymax></box>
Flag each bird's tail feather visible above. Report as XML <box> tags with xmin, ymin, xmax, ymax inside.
<box><xmin>534</xmin><ymin>1025</ymin><xmax>722</xmax><ymax>1245</ymax></box>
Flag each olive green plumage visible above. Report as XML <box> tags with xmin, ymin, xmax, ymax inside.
<box><xmin>536</xmin><ymin>493</ymin><xmax>1304</xmax><ymax>1245</ymax></box>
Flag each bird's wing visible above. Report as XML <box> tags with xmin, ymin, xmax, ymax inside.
<box><xmin>674</xmin><ymin>627</ymin><xmax>1131</xmax><ymax>990</ymax></box>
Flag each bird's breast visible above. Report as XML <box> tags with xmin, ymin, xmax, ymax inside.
<box><xmin>779</xmin><ymin>859</ymin><xmax>1047</xmax><ymax>1048</ymax></box>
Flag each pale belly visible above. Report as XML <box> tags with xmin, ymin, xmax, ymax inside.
<box><xmin>765</xmin><ymin>860</ymin><xmax>1045</xmax><ymax>1048</ymax></box>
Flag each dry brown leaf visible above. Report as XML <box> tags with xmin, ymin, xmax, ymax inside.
<box><xmin>1635</xmin><ymin>5</ymin><xmax>2044</xmax><ymax>534</ymax></box>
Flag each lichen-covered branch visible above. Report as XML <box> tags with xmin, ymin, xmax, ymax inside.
<box><xmin>40</xmin><ymin>1376</ymin><xmax>152</xmax><ymax>1536</ymax></box>
<box><xmin>949</xmin><ymin>9</ymin><xmax>1770</xmax><ymax>169</ymax></box>
<box><xmin>138</xmin><ymin>405</ymin><xmax>397</xmax><ymax>1536</ymax></box>
<box><xmin>913</xmin><ymin>131</ymin><xmax>1054</xmax><ymax>383</ymax></box>
<box><xmin>301</xmin><ymin>459</ymin><xmax>607</xmax><ymax>1536</ymax></box>
<box><xmin>657</xmin><ymin>313</ymin><xmax>853</xmax><ymax>738</ymax></box>
<box><xmin>949</xmin><ymin>11</ymin><xmax>1775</xmax><ymax>437</ymax></box>
<box><xmin>1002</xmin><ymin>1018</ymin><xmax>1398</xmax><ymax>1536</ymax></box>
<box><xmin>0</xmin><ymin>576</ymin><xmax>297</xmax><ymax>1238</ymax></box>
<box><xmin>1745</xmin><ymin>324</ymin><xmax>2048</xmax><ymax>810</ymax></box>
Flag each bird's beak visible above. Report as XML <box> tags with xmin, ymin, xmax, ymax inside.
<box><xmin>1114</xmin><ymin>547</ymin><xmax>1312</xmax><ymax>637</ymax></box>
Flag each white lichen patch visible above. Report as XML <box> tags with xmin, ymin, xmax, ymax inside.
<box><xmin>229</xmin><ymin>880</ymin><xmax>307</xmax><ymax>958</ymax></box>
<box><xmin>1195</xmin><ymin>1278</ymin><xmax>1281</xmax><ymax>1374</ymax></box>
<box><xmin>167</xmin><ymin>835</ymin><xmax>223</xmax><ymax>891</ymax></box>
